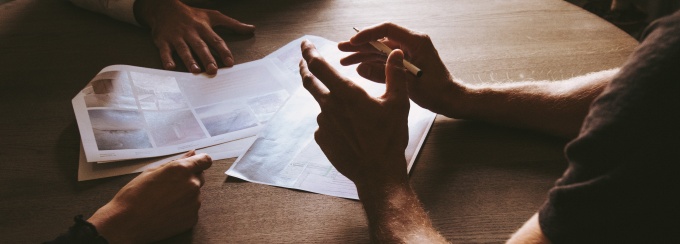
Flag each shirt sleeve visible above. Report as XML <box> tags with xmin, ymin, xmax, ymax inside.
<box><xmin>70</xmin><ymin>0</ymin><xmax>139</xmax><ymax>26</ymax></box>
<box><xmin>538</xmin><ymin>9</ymin><xmax>680</xmax><ymax>243</ymax></box>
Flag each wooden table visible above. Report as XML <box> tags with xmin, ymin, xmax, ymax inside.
<box><xmin>0</xmin><ymin>0</ymin><xmax>637</xmax><ymax>243</ymax></box>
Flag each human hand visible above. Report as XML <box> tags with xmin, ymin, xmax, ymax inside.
<box><xmin>88</xmin><ymin>150</ymin><xmax>212</xmax><ymax>243</ymax></box>
<box><xmin>339</xmin><ymin>22</ymin><xmax>466</xmax><ymax>118</ymax></box>
<box><xmin>134</xmin><ymin>0</ymin><xmax>255</xmax><ymax>75</ymax></box>
<box><xmin>299</xmin><ymin>40</ymin><xmax>410</xmax><ymax>191</ymax></box>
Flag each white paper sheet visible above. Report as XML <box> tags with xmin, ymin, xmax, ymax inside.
<box><xmin>78</xmin><ymin>136</ymin><xmax>256</xmax><ymax>181</ymax></box>
<box><xmin>226</xmin><ymin>36</ymin><xmax>436</xmax><ymax>199</ymax></box>
<box><xmin>72</xmin><ymin>59</ymin><xmax>297</xmax><ymax>162</ymax></box>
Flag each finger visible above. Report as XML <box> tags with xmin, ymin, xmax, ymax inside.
<box><xmin>384</xmin><ymin>49</ymin><xmax>412</xmax><ymax>100</ymax></box>
<box><xmin>382</xmin><ymin>39</ymin><xmax>413</xmax><ymax>60</ymax></box>
<box><xmin>340</xmin><ymin>52</ymin><xmax>386</xmax><ymax>66</ymax></box>
<box><xmin>301</xmin><ymin>40</ymin><xmax>362</xmax><ymax>97</ymax></box>
<box><xmin>338</xmin><ymin>41</ymin><xmax>382</xmax><ymax>53</ymax></box>
<box><xmin>382</xmin><ymin>39</ymin><xmax>403</xmax><ymax>50</ymax></box>
<box><xmin>316</xmin><ymin>113</ymin><xmax>332</xmax><ymax>130</ymax></box>
<box><xmin>356</xmin><ymin>62</ymin><xmax>387</xmax><ymax>83</ymax></box>
<box><xmin>200</xmin><ymin>30</ymin><xmax>234</xmax><ymax>67</ymax></box>
<box><xmin>186</xmin><ymin>37</ymin><xmax>218</xmax><ymax>75</ymax></box>
<box><xmin>178</xmin><ymin>153</ymin><xmax>213</xmax><ymax>173</ymax></box>
<box><xmin>173</xmin><ymin>40</ymin><xmax>202</xmax><ymax>73</ymax></box>
<box><xmin>299</xmin><ymin>59</ymin><xmax>330</xmax><ymax>103</ymax></box>
<box><xmin>181</xmin><ymin>150</ymin><xmax>197</xmax><ymax>159</ymax></box>
<box><xmin>197</xmin><ymin>171</ymin><xmax>206</xmax><ymax>187</ymax></box>
<box><xmin>209</xmin><ymin>11</ymin><xmax>256</xmax><ymax>34</ymax></box>
<box><xmin>156</xmin><ymin>41</ymin><xmax>176</xmax><ymax>70</ymax></box>
<box><xmin>351</xmin><ymin>22</ymin><xmax>422</xmax><ymax>49</ymax></box>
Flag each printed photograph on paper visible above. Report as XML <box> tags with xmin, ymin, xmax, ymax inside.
<box><xmin>88</xmin><ymin>109</ymin><xmax>152</xmax><ymax>150</ymax></box>
<box><xmin>83</xmin><ymin>71</ymin><xmax>136</xmax><ymax>109</ymax></box>
<box><xmin>195</xmin><ymin>102</ymin><xmax>259</xmax><ymax>137</ymax></box>
<box><xmin>143</xmin><ymin>109</ymin><xmax>206</xmax><ymax>147</ymax></box>
<box><xmin>246</xmin><ymin>91</ymin><xmax>289</xmax><ymax>123</ymax></box>
<box><xmin>130</xmin><ymin>72</ymin><xmax>188</xmax><ymax>110</ymax></box>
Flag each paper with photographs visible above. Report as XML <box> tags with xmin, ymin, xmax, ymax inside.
<box><xmin>73</xmin><ymin>59</ymin><xmax>298</xmax><ymax>162</ymax></box>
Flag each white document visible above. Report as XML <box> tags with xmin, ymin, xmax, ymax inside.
<box><xmin>78</xmin><ymin>136</ymin><xmax>256</xmax><ymax>181</ymax></box>
<box><xmin>226</xmin><ymin>36</ymin><xmax>436</xmax><ymax>199</ymax></box>
<box><xmin>72</xmin><ymin>60</ymin><xmax>298</xmax><ymax>162</ymax></box>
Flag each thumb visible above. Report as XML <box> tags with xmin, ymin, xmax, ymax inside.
<box><xmin>178</xmin><ymin>153</ymin><xmax>213</xmax><ymax>173</ymax></box>
<box><xmin>384</xmin><ymin>49</ymin><xmax>409</xmax><ymax>101</ymax></box>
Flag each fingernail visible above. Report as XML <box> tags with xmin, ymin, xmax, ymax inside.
<box><xmin>206</xmin><ymin>63</ymin><xmax>218</xmax><ymax>75</ymax></box>
<box><xmin>191</xmin><ymin>63</ymin><xmax>200</xmax><ymax>73</ymax></box>
<box><xmin>165</xmin><ymin>62</ymin><xmax>175</xmax><ymax>70</ymax></box>
<box><xmin>225</xmin><ymin>57</ymin><xmax>234</xmax><ymax>67</ymax></box>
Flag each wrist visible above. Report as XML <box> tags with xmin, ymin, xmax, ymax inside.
<box><xmin>439</xmin><ymin>78</ymin><xmax>475</xmax><ymax>119</ymax></box>
<box><xmin>356</xmin><ymin>180</ymin><xmax>421</xmax><ymax>233</ymax></box>
<box><xmin>357</xmin><ymin>180</ymin><xmax>412</xmax><ymax>202</ymax></box>
<box><xmin>88</xmin><ymin>202</ymin><xmax>132</xmax><ymax>244</ymax></box>
<box><xmin>133</xmin><ymin>0</ymin><xmax>182</xmax><ymax>27</ymax></box>
<box><xmin>354</xmin><ymin>154</ymin><xmax>410</xmax><ymax>197</ymax></box>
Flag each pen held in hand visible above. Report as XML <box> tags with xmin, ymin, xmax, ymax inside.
<box><xmin>353</xmin><ymin>27</ymin><xmax>423</xmax><ymax>77</ymax></box>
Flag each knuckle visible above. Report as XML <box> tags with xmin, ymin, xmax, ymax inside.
<box><xmin>210</xmin><ymin>36</ymin><xmax>226</xmax><ymax>45</ymax></box>
<box><xmin>307</xmin><ymin>56</ymin><xmax>325</xmax><ymax>69</ymax></box>
<box><xmin>174</xmin><ymin>43</ymin><xmax>189</xmax><ymax>52</ymax></box>
<box><xmin>206</xmin><ymin>9</ymin><xmax>222</xmax><ymax>16</ymax></box>
<box><xmin>319</xmin><ymin>100</ymin><xmax>334</xmax><ymax>111</ymax></box>
<box><xmin>314</xmin><ymin>129</ymin><xmax>324</xmax><ymax>141</ymax></box>
<box><xmin>196</xmin><ymin>24</ymin><xmax>212</xmax><ymax>33</ymax></box>
<box><xmin>190</xmin><ymin>180</ymin><xmax>202</xmax><ymax>190</ymax></box>
<box><xmin>165</xmin><ymin>161</ymin><xmax>188</xmax><ymax>174</ymax></box>
<box><xmin>301</xmin><ymin>73</ymin><xmax>315</xmax><ymax>85</ymax></box>
<box><xmin>316</xmin><ymin>114</ymin><xmax>325</xmax><ymax>126</ymax></box>
<box><xmin>200</xmin><ymin>154</ymin><xmax>213</xmax><ymax>163</ymax></box>
<box><xmin>417</xmin><ymin>33</ymin><xmax>432</xmax><ymax>42</ymax></box>
<box><xmin>190</xmin><ymin>40</ymin><xmax>208</xmax><ymax>49</ymax></box>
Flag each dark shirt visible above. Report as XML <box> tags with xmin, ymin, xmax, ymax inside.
<box><xmin>539</xmin><ymin>10</ymin><xmax>680</xmax><ymax>243</ymax></box>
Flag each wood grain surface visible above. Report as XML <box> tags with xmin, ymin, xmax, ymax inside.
<box><xmin>0</xmin><ymin>0</ymin><xmax>637</xmax><ymax>243</ymax></box>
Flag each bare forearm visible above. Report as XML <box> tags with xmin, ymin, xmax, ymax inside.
<box><xmin>357</xmin><ymin>181</ymin><xmax>449</xmax><ymax>243</ymax></box>
<box><xmin>452</xmin><ymin>69</ymin><xmax>619</xmax><ymax>139</ymax></box>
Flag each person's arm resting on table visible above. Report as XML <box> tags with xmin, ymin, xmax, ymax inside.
<box><xmin>340</xmin><ymin>22</ymin><xmax>619</xmax><ymax>139</ymax></box>
<box><xmin>70</xmin><ymin>0</ymin><xmax>255</xmax><ymax>75</ymax></box>
<box><xmin>48</xmin><ymin>151</ymin><xmax>213</xmax><ymax>244</ymax></box>
<box><xmin>301</xmin><ymin>22</ymin><xmax>629</xmax><ymax>243</ymax></box>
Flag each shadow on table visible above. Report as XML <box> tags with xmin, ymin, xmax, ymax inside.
<box><xmin>407</xmin><ymin>118</ymin><xmax>568</xmax><ymax>241</ymax></box>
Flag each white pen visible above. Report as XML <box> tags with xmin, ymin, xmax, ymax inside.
<box><xmin>353</xmin><ymin>27</ymin><xmax>422</xmax><ymax>77</ymax></box>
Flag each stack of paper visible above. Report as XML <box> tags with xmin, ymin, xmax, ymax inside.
<box><xmin>72</xmin><ymin>35</ymin><xmax>435</xmax><ymax>200</ymax></box>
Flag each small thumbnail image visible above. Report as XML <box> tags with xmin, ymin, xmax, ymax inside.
<box><xmin>246</xmin><ymin>91</ymin><xmax>289</xmax><ymax>123</ymax></box>
<box><xmin>129</xmin><ymin>71</ymin><xmax>188</xmax><ymax>110</ymax></box>
<box><xmin>83</xmin><ymin>71</ymin><xmax>137</xmax><ymax>109</ymax></box>
<box><xmin>88</xmin><ymin>109</ymin><xmax>152</xmax><ymax>150</ymax></box>
<box><xmin>195</xmin><ymin>102</ymin><xmax>259</xmax><ymax>137</ymax></box>
<box><xmin>144</xmin><ymin>109</ymin><xmax>206</xmax><ymax>147</ymax></box>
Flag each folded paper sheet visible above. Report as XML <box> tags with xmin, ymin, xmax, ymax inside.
<box><xmin>73</xmin><ymin>60</ymin><xmax>297</xmax><ymax>162</ymax></box>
